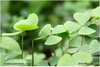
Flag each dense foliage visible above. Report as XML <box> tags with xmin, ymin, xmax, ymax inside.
<box><xmin>1</xmin><ymin>1</ymin><xmax>100</xmax><ymax>66</ymax></box>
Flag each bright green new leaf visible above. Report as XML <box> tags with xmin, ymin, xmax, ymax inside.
<box><xmin>13</xmin><ymin>13</ymin><xmax>38</xmax><ymax>31</ymax></box>
<box><xmin>2</xmin><ymin>31</ymin><xmax>22</xmax><ymax>36</ymax></box>
<box><xmin>45</xmin><ymin>35</ymin><xmax>62</xmax><ymax>45</ymax></box>
<box><xmin>92</xmin><ymin>6</ymin><xmax>100</xmax><ymax>17</ymax></box>
<box><xmin>49</xmin><ymin>56</ymin><xmax>59</xmax><ymax>66</ymax></box>
<box><xmin>27</xmin><ymin>13</ymin><xmax>38</xmax><ymax>25</ymax></box>
<box><xmin>73</xmin><ymin>13</ymin><xmax>90</xmax><ymax>25</ymax></box>
<box><xmin>72</xmin><ymin>51</ymin><xmax>93</xmax><ymax>64</ymax></box>
<box><xmin>64</xmin><ymin>21</ymin><xmax>81</xmax><ymax>34</ymax></box>
<box><xmin>78</xmin><ymin>26</ymin><xmax>96</xmax><ymax>35</ymax></box>
<box><xmin>57</xmin><ymin>54</ymin><xmax>76</xmax><ymax>66</ymax></box>
<box><xmin>52</xmin><ymin>25</ymin><xmax>66</xmax><ymax>34</ymax></box>
<box><xmin>5</xmin><ymin>59</ymin><xmax>27</xmax><ymax>66</ymax></box>
<box><xmin>89</xmin><ymin>40</ymin><xmax>100</xmax><ymax>54</ymax></box>
<box><xmin>39</xmin><ymin>24</ymin><xmax>51</xmax><ymax>37</ymax></box>
<box><xmin>0</xmin><ymin>37</ymin><xmax>21</xmax><ymax>51</ymax></box>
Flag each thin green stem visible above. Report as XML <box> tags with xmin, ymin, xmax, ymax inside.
<box><xmin>21</xmin><ymin>31</ymin><xmax>24</xmax><ymax>59</ymax></box>
<box><xmin>32</xmin><ymin>39</ymin><xmax>34</xmax><ymax>66</ymax></box>
<box><xmin>60</xmin><ymin>42</ymin><xmax>64</xmax><ymax>55</ymax></box>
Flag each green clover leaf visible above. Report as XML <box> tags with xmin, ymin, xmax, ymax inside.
<box><xmin>13</xmin><ymin>13</ymin><xmax>38</xmax><ymax>31</ymax></box>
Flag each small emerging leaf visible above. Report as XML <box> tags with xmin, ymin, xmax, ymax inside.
<box><xmin>14</xmin><ymin>21</ymin><xmax>38</xmax><ymax>31</ymax></box>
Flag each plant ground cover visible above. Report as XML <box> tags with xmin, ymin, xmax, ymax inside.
<box><xmin>0</xmin><ymin>1</ymin><xmax>100</xmax><ymax>66</ymax></box>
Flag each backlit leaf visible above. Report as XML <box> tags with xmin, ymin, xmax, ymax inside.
<box><xmin>27</xmin><ymin>13</ymin><xmax>38</xmax><ymax>25</ymax></box>
<box><xmin>13</xmin><ymin>13</ymin><xmax>38</xmax><ymax>31</ymax></box>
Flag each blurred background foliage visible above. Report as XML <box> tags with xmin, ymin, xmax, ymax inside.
<box><xmin>1</xmin><ymin>0</ymin><xmax>99</xmax><ymax>59</ymax></box>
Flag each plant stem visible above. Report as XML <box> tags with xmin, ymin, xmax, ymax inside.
<box><xmin>21</xmin><ymin>31</ymin><xmax>24</xmax><ymax>59</ymax></box>
<box><xmin>32</xmin><ymin>39</ymin><xmax>34</xmax><ymax>66</ymax></box>
<box><xmin>60</xmin><ymin>42</ymin><xmax>64</xmax><ymax>55</ymax></box>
